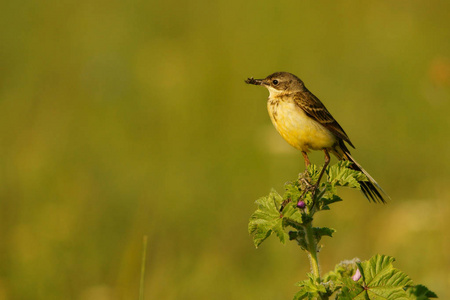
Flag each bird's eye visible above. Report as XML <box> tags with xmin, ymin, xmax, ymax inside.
<box><xmin>272</xmin><ymin>80</ymin><xmax>279</xmax><ymax>85</ymax></box>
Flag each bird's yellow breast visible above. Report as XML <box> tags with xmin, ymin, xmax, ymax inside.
<box><xmin>268</xmin><ymin>98</ymin><xmax>336</xmax><ymax>152</ymax></box>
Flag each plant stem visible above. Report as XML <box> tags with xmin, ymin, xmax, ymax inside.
<box><xmin>304</xmin><ymin>221</ymin><xmax>320</xmax><ymax>280</ymax></box>
<box><xmin>305</xmin><ymin>221</ymin><xmax>329</xmax><ymax>299</ymax></box>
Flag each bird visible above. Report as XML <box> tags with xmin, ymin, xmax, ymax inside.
<box><xmin>245</xmin><ymin>72</ymin><xmax>388</xmax><ymax>203</ymax></box>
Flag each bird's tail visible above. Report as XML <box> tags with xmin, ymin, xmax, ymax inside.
<box><xmin>332</xmin><ymin>141</ymin><xmax>389</xmax><ymax>204</ymax></box>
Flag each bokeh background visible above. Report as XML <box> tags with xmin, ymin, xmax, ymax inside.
<box><xmin>1</xmin><ymin>1</ymin><xmax>449</xmax><ymax>299</ymax></box>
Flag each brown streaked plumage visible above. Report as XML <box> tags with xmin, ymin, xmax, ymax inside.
<box><xmin>293</xmin><ymin>90</ymin><xmax>354</xmax><ymax>148</ymax></box>
<box><xmin>245</xmin><ymin>72</ymin><xmax>389</xmax><ymax>203</ymax></box>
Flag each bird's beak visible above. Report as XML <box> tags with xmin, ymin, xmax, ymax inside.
<box><xmin>245</xmin><ymin>77</ymin><xmax>264</xmax><ymax>86</ymax></box>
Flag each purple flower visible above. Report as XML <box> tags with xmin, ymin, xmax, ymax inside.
<box><xmin>297</xmin><ymin>200</ymin><xmax>306</xmax><ymax>209</ymax></box>
<box><xmin>352</xmin><ymin>268</ymin><xmax>362</xmax><ymax>281</ymax></box>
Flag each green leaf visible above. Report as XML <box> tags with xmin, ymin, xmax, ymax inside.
<box><xmin>286</xmin><ymin>224</ymin><xmax>332</xmax><ymax>251</ymax></box>
<box><xmin>346</xmin><ymin>254</ymin><xmax>413</xmax><ymax>300</ymax></box>
<box><xmin>406</xmin><ymin>284</ymin><xmax>438</xmax><ymax>299</ymax></box>
<box><xmin>319</xmin><ymin>193</ymin><xmax>343</xmax><ymax>210</ymax></box>
<box><xmin>338</xmin><ymin>279</ymin><xmax>364</xmax><ymax>300</ymax></box>
<box><xmin>294</xmin><ymin>274</ymin><xmax>328</xmax><ymax>300</ymax></box>
<box><xmin>323</xmin><ymin>258</ymin><xmax>361</xmax><ymax>296</ymax></box>
<box><xmin>282</xmin><ymin>202</ymin><xmax>306</xmax><ymax>228</ymax></box>
<box><xmin>333</xmin><ymin>256</ymin><xmax>438</xmax><ymax>300</ymax></box>
<box><xmin>326</xmin><ymin>161</ymin><xmax>367</xmax><ymax>189</ymax></box>
<box><xmin>248</xmin><ymin>189</ymin><xmax>287</xmax><ymax>247</ymax></box>
<box><xmin>305</xmin><ymin>164</ymin><xmax>320</xmax><ymax>183</ymax></box>
<box><xmin>283</xmin><ymin>216</ymin><xmax>304</xmax><ymax>231</ymax></box>
<box><xmin>313</xmin><ymin>227</ymin><xmax>336</xmax><ymax>243</ymax></box>
<box><xmin>284</xmin><ymin>181</ymin><xmax>303</xmax><ymax>204</ymax></box>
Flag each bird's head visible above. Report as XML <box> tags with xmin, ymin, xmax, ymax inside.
<box><xmin>245</xmin><ymin>72</ymin><xmax>304</xmax><ymax>96</ymax></box>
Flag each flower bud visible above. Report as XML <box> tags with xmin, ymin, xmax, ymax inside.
<box><xmin>352</xmin><ymin>268</ymin><xmax>362</xmax><ymax>281</ymax></box>
<box><xmin>297</xmin><ymin>200</ymin><xmax>306</xmax><ymax>209</ymax></box>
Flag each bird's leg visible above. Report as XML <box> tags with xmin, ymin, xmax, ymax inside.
<box><xmin>307</xmin><ymin>150</ymin><xmax>330</xmax><ymax>211</ymax></box>
<box><xmin>315</xmin><ymin>149</ymin><xmax>330</xmax><ymax>189</ymax></box>
<box><xmin>302</xmin><ymin>151</ymin><xmax>311</xmax><ymax>168</ymax></box>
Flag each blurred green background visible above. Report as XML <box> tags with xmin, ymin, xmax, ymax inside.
<box><xmin>1</xmin><ymin>0</ymin><xmax>449</xmax><ymax>299</ymax></box>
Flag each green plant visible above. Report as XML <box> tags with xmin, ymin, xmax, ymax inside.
<box><xmin>249</xmin><ymin>161</ymin><xmax>437</xmax><ymax>300</ymax></box>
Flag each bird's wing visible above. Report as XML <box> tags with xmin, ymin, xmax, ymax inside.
<box><xmin>293</xmin><ymin>91</ymin><xmax>355</xmax><ymax>148</ymax></box>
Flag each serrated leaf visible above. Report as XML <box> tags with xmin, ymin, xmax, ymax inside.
<box><xmin>323</xmin><ymin>259</ymin><xmax>360</xmax><ymax>296</ymax></box>
<box><xmin>321</xmin><ymin>194</ymin><xmax>343</xmax><ymax>207</ymax></box>
<box><xmin>293</xmin><ymin>289</ymin><xmax>321</xmax><ymax>300</ymax></box>
<box><xmin>282</xmin><ymin>202</ymin><xmax>305</xmax><ymax>227</ymax></box>
<box><xmin>283</xmin><ymin>216</ymin><xmax>303</xmax><ymax>231</ymax></box>
<box><xmin>324</xmin><ymin>258</ymin><xmax>360</xmax><ymax>282</ymax></box>
<box><xmin>284</xmin><ymin>182</ymin><xmax>303</xmax><ymax>203</ymax></box>
<box><xmin>306</xmin><ymin>164</ymin><xmax>320</xmax><ymax>183</ymax></box>
<box><xmin>313</xmin><ymin>227</ymin><xmax>336</xmax><ymax>243</ymax></box>
<box><xmin>294</xmin><ymin>275</ymin><xmax>330</xmax><ymax>300</ymax></box>
<box><xmin>347</xmin><ymin>254</ymin><xmax>413</xmax><ymax>300</ymax></box>
<box><xmin>406</xmin><ymin>284</ymin><xmax>438</xmax><ymax>299</ymax></box>
<box><xmin>248</xmin><ymin>189</ymin><xmax>287</xmax><ymax>247</ymax></box>
<box><xmin>296</xmin><ymin>276</ymin><xmax>326</xmax><ymax>293</ymax></box>
<box><xmin>326</xmin><ymin>161</ymin><xmax>367</xmax><ymax>189</ymax></box>
<box><xmin>337</xmin><ymin>280</ymin><xmax>364</xmax><ymax>300</ymax></box>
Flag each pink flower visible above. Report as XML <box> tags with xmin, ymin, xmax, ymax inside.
<box><xmin>352</xmin><ymin>268</ymin><xmax>362</xmax><ymax>281</ymax></box>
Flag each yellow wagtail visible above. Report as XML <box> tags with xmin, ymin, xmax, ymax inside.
<box><xmin>245</xmin><ymin>72</ymin><xmax>388</xmax><ymax>203</ymax></box>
